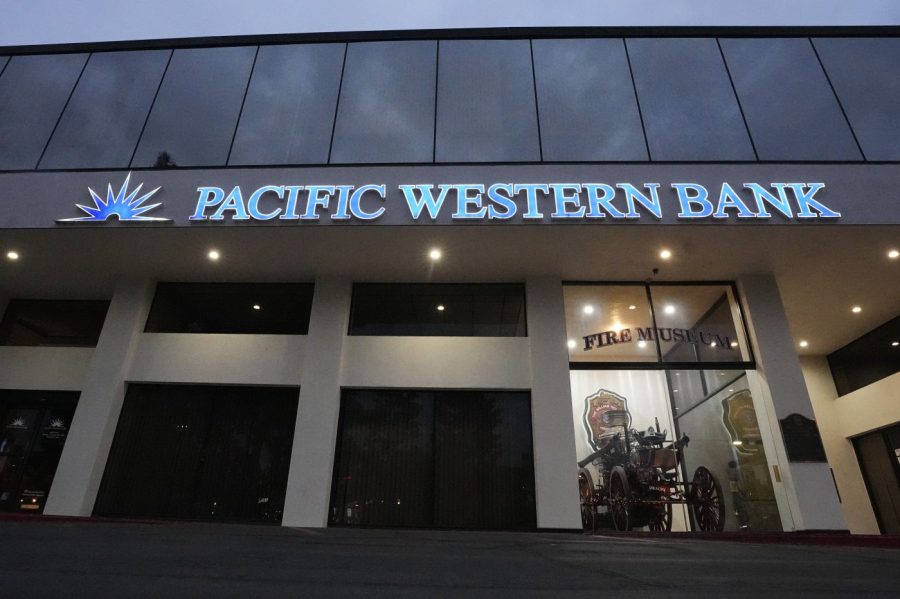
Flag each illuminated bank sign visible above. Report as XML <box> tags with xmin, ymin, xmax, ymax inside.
<box><xmin>188</xmin><ymin>181</ymin><xmax>840</xmax><ymax>221</ymax></box>
<box><xmin>56</xmin><ymin>174</ymin><xmax>844</xmax><ymax>225</ymax></box>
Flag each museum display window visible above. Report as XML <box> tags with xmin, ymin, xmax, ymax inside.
<box><xmin>329</xmin><ymin>389</ymin><xmax>535</xmax><ymax>530</ymax></box>
<box><xmin>566</xmin><ymin>282</ymin><xmax>780</xmax><ymax>533</ymax></box>
<box><xmin>0</xmin><ymin>390</ymin><xmax>79</xmax><ymax>513</ymax></box>
<box><xmin>0</xmin><ymin>299</ymin><xmax>110</xmax><ymax>347</ymax></box>
<box><xmin>94</xmin><ymin>384</ymin><xmax>298</xmax><ymax>523</ymax></box>
<box><xmin>348</xmin><ymin>283</ymin><xmax>526</xmax><ymax>337</ymax></box>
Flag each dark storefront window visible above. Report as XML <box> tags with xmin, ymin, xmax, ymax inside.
<box><xmin>813</xmin><ymin>38</ymin><xmax>900</xmax><ymax>160</ymax></box>
<box><xmin>95</xmin><ymin>384</ymin><xmax>298</xmax><ymax>523</ymax></box>
<box><xmin>349</xmin><ymin>283</ymin><xmax>526</xmax><ymax>337</ymax></box>
<box><xmin>720</xmin><ymin>38</ymin><xmax>860</xmax><ymax>161</ymax></box>
<box><xmin>0</xmin><ymin>53</ymin><xmax>88</xmax><ymax>170</ymax></box>
<box><xmin>330</xmin><ymin>389</ymin><xmax>535</xmax><ymax>529</ymax></box>
<box><xmin>0</xmin><ymin>391</ymin><xmax>79</xmax><ymax>513</ymax></box>
<box><xmin>828</xmin><ymin>314</ymin><xmax>900</xmax><ymax>396</ymax></box>
<box><xmin>144</xmin><ymin>283</ymin><xmax>314</xmax><ymax>334</ymax></box>
<box><xmin>331</xmin><ymin>41</ymin><xmax>437</xmax><ymax>164</ymax></box>
<box><xmin>0</xmin><ymin>299</ymin><xmax>109</xmax><ymax>347</ymax></box>
<box><xmin>230</xmin><ymin>43</ymin><xmax>344</xmax><ymax>166</ymax></box>
<box><xmin>532</xmin><ymin>38</ymin><xmax>647</xmax><ymax>161</ymax></box>
<box><xmin>626</xmin><ymin>38</ymin><xmax>755</xmax><ymax>161</ymax></box>
<box><xmin>130</xmin><ymin>46</ymin><xmax>256</xmax><ymax>168</ymax></box>
<box><xmin>436</xmin><ymin>40</ymin><xmax>540</xmax><ymax>162</ymax></box>
<box><xmin>853</xmin><ymin>425</ymin><xmax>900</xmax><ymax>534</ymax></box>
<box><xmin>39</xmin><ymin>50</ymin><xmax>171</xmax><ymax>169</ymax></box>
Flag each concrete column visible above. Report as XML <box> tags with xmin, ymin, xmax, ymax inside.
<box><xmin>44</xmin><ymin>279</ymin><xmax>154</xmax><ymax>516</ymax></box>
<box><xmin>526</xmin><ymin>278</ymin><xmax>582</xmax><ymax>530</ymax></box>
<box><xmin>737</xmin><ymin>274</ymin><xmax>846</xmax><ymax>531</ymax></box>
<box><xmin>282</xmin><ymin>277</ymin><xmax>351</xmax><ymax>527</ymax></box>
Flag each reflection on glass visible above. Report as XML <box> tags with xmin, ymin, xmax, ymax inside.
<box><xmin>720</xmin><ymin>38</ymin><xmax>860</xmax><ymax>161</ymax></box>
<box><xmin>330</xmin><ymin>389</ymin><xmax>535</xmax><ymax>529</ymax></box>
<box><xmin>532</xmin><ymin>39</ymin><xmax>647</xmax><ymax>161</ymax></box>
<box><xmin>131</xmin><ymin>46</ymin><xmax>256</xmax><ymax>167</ymax></box>
<box><xmin>650</xmin><ymin>285</ymin><xmax>748</xmax><ymax>364</ymax></box>
<box><xmin>230</xmin><ymin>43</ymin><xmax>344</xmax><ymax>165</ymax></box>
<box><xmin>564</xmin><ymin>285</ymin><xmax>657</xmax><ymax>363</ymax></box>
<box><xmin>0</xmin><ymin>53</ymin><xmax>88</xmax><ymax>170</ymax></box>
<box><xmin>436</xmin><ymin>40</ymin><xmax>540</xmax><ymax>162</ymax></box>
<box><xmin>331</xmin><ymin>41</ymin><xmax>436</xmax><ymax>164</ymax></box>
<box><xmin>626</xmin><ymin>38</ymin><xmax>755</xmax><ymax>161</ymax></box>
<box><xmin>40</xmin><ymin>50</ymin><xmax>171</xmax><ymax>169</ymax></box>
<box><xmin>813</xmin><ymin>38</ymin><xmax>900</xmax><ymax>160</ymax></box>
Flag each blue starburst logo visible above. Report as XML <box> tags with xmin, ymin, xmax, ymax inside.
<box><xmin>57</xmin><ymin>173</ymin><xmax>169</xmax><ymax>222</ymax></box>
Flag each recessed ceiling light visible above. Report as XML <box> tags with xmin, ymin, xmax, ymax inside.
<box><xmin>659</xmin><ymin>249</ymin><xmax>672</xmax><ymax>260</ymax></box>
<box><xmin>252</xmin><ymin>304</ymin><xmax>261</xmax><ymax>311</ymax></box>
<box><xmin>583</xmin><ymin>305</ymin><xmax>594</xmax><ymax>315</ymax></box>
<box><xmin>851</xmin><ymin>305</ymin><xmax>862</xmax><ymax>314</ymax></box>
<box><xmin>892</xmin><ymin>341</ymin><xmax>899</xmax><ymax>347</ymax></box>
<box><xmin>663</xmin><ymin>305</ymin><xmax>675</xmax><ymax>315</ymax></box>
<box><xmin>207</xmin><ymin>249</ymin><xmax>220</xmax><ymax>261</ymax></box>
<box><xmin>628</xmin><ymin>305</ymin><xmax>636</xmax><ymax>310</ymax></box>
<box><xmin>436</xmin><ymin>304</ymin><xmax>445</xmax><ymax>311</ymax></box>
<box><xmin>799</xmin><ymin>340</ymin><xmax>809</xmax><ymax>348</ymax></box>
<box><xmin>5</xmin><ymin>250</ymin><xmax>19</xmax><ymax>261</ymax></box>
<box><xmin>428</xmin><ymin>248</ymin><xmax>442</xmax><ymax>260</ymax></box>
<box><xmin>888</xmin><ymin>249</ymin><xmax>899</xmax><ymax>259</ymax></box>
<box><xmin>567</xmin><ymin>339</ymin><xmax>576</xmax><ymax>349</ymax></box>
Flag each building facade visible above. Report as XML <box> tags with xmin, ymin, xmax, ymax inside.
<box><xmin>0</xmin><ymin>24</ymin><xmax>898</xmax><ymax>533</ymax></box>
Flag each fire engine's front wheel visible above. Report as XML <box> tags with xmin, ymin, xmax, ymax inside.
<box><xmin>690</xmin><ymin>466</ymin><xmax>726</xmax><ymax>532</ymax></box>
<box><xmin>608</xmin><ymin>466</ymin><xmax>632</xmax><ymax>531</ymax></box>
<box><xmin>578</xmin><ymin>468</ymin><xmax>596</xmax><ymax>532</ymax></box>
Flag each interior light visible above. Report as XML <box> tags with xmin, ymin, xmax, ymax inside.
<box><xmin>659</xmin><ymin>249</ymin><xmax>672</xmax><ymax>260</ymax></box>
<box><xmin>637</xmin><ymin>340</ymin><xmax>647</xmax><ymax>348</ymax></box>
<box><xmin>436</xmin><ymin>304</ymin><xmax>445</xmax><ymax>312</ymax></box>
<box><xmin>851</xmin><ymin>305</ymin><xmax>862</xmax><ymax>314</ymax></box>
<box><xmin>5</xmin><ymin>250</ymin><xmax>19</xmax><ymax>261</ymax></box>
<box><xmin>207</xmin><ymin>249</ymin><xmax>220</xmax><ymax>261</ymax></box>
<box><xmin>628</xmin><ymin>305</ymin><xmax>637</xmax><ymax>310</ymax></box>
<box><xmin>892</xmin><ymin>341</ymin><xmax>899</xmax><ymax>347</ymax></box>
<box><xmin>728</xmin><ymin>389</ymin><xmax>734</xmax><ymax>393</ymax></box>
<box><xmin>567</xmin><ymin>339</ymin><xmax>577</xmax><ymax>349</ymax></box>
<box><xmin>732</xmin><ymin>440</ymin><xmax>743</xmax><ymax>446</ymax></box>
<box><xmin>583</xmin><ymin>305</ymin><xmax>595</xmax><ymax>315</ymax></box>
<box><xmin>799</xmin><ymin>340</ymin><xmax>809</xmax><ymax>348</ymax></box>
<box><xmin>428</xmin><ymin>248</ymin><xmax>442</xmax><ymax>260</ymax></box>
<box><xmin>252</xmin><ymin>304</ymin><xmax>261</xmax><ymax>311</ymax></box>
<box><xmin>888</xmin><ymin>249</ymin><xmax>899</xmax><ymax>259</ymax></box>
<box><xmin>730</xmin><ymin>341</ymin><xmax>738</xmax><ymax>348</ymax></box>
<box><xmin>710</xmin><ymin>342</ymin><xmax>717</xmax><ymax>348</ymax></box>
<box><xmin>673</xmin><ymin>389</ymin><xmax>679</xmax><ymax>393</ymax></box>
<box><xmin>663</xmin><ymin>305</ymin><xmax>675</xmax><ymax>315</ymax></box>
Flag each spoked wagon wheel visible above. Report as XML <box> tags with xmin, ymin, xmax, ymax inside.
<box><xmin>690</xmin><ymin>466</ymin><xmax>726</xmax><ymax>532</ymax></box>
<box><xmin>578</xmin><ymin>468</ymin><xmax>596</xmax><ymax>532</ymax></box>
<box><xmin>647</xmin><ymin>503</ymin><xmax>673</xmax><ymax>532</ymax></box>
<box><xmin>608</xmin><ymin>466</ymin><xmax>632</xmax><ymax>531</ymax></box>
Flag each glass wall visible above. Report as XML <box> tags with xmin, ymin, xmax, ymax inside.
<box><xmin>567</xmin><ymin>282</ymin><xmax>779</xmax><ymax>533</ymax></box>
<box><xmin>3</xmin><ymin>36</ymin><xmax>899</xmax><ymax>170</ymax></box>
<box><xmin>329</xmin><ymin>389</ymin><xmax>535</xmax><ymax>529</ymax></box>
<box><xmin>0</xmin><ymin>300</ymin><xmax>109</xmax><ymax>346</ymax></box>
<box><xmin>95</xmin><ymin>384</ymin><xmax>298</xmax><ymax>523</ymax></box>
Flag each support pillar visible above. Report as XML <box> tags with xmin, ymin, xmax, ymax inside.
<box><xmin>44</xmin><ymin>279</ymin><xmax>155</xmax><ymax>516</ymax></box>
<box><xmin>526</xmin><ymin>278</ymin><xmax>582</xmax><ymax>530</ymax></box>
<box><xmin>737</xmin><ymin>274</ymin><xmax>846</xmax><ymax>531</ymax></box>
<box><xmin>282</xmin><ymin>277</ymin><xmax>351</xmax><ymax>527</ymax></box>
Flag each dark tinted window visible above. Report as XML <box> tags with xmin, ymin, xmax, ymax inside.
<box><xmin>331</xmin><ymin>41</ymin><xmax>436</xmax><ymax>163</ymax></box>
<box><xmin>330</xmin><ymin>389</ymin><xmax>535</xmax><ymax>529</ymax></box>
<box><xmin>39</xmin><ymin>50</ymin><xmax>171</xmax><ymax>169</ymax></box>
<box><xmin>814</xmin><ymin>38</ymin><xmax>900</xmax><ymax>160</ymax></box>
<box><xmin>131</xmin><ymin>46</ymin><xmax>256</xmax><ymax>168</ymax></box>
<box><xmin>0</xmin><ymin>300</ymin><xmax>109</xmax><ymax>346</ymax></box>
<box><xmin>721</xmin><ymin>38</ymin><xmax>860</xmax><ymax>161</ymax></box>
<box><xmin>533</xmin><ymin>38</ymin><xmax>647</xmax><ymax>161</ymax></box>
<box><xmin>230</xmin><ymin>43</ymin><xmax>344</xmax><ymax>165</ymax></box>
<box><xmin>626</xmin><ymin>38</ymin><xmax>755</xmax><ymax>161</ymax></box>
<box><xmin>0</xmin><ymin>57</ymin><xmax>8</xmax><ymax>73</ymax></box>
<box><xmin>349</xmin><ymin>283</ymin><xmax>527</xmax><ymax>336</ymax></box>
<box><xmin>828</xmin><ymin>314</ymin><xmax>900</xmax><ymax>396</ymax></box>
<box><xmin>95</xmin><ymin>384</ymin><xmax>297</xmax><ymax>523</ymax></box>
<box><xmin>144</xmin><ymin>283</ymin><xmax>314</xmax><ymax>334</ymax></box>
<box><xmin>436</xmin><ymin>40</ymin><xmax>540</xmax><ymax>162</ymax></box>
<box><xmin>0</xmin><ymin>53</ymin><xmax>88</xmax><ymax>170</ymax></box>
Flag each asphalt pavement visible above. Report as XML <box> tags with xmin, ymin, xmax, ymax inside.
<box><xmin>0</xmin><ymin>519</ymin><xmax>898</xmax><ymax>597</ymax></box>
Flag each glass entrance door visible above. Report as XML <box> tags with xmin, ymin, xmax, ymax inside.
<box><xmin>0</xmin><ymin>391</ymin><xmax>79</xmax><ymax>513</ymax></box>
